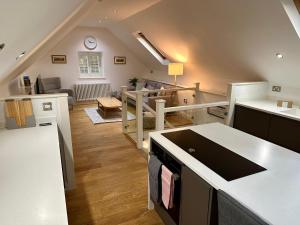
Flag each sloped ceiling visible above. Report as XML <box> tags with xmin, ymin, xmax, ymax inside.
<box><xmin>81</xmin><ymin>0</ymin><xmax>300</xmax><ymax>92</ymax></box>
<box><xmin>0</xmin><ymin>0</ymin><xmax>96</xmax><ymax>84</ymax></box>
<box><xmin>2</xmin><ymin>0</ymin><xmax>300</xmax><ymax>94</ymax></box>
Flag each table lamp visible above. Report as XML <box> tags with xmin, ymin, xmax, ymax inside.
<box><xmin>168</xmin><ymin>63</ymin><xmax>183</xmax><ymax>85</ymax></box>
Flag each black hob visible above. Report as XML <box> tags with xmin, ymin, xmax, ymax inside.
<box><xmin>162</xmin><ymin>129</ymin><xmax>266</xmax><ymax>181</ymax></box>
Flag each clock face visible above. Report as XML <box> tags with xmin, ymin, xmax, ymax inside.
<box><xmin>84</xmin><ymin>36</ymin><xmax>97</xmax><ymax>50</ymax></box>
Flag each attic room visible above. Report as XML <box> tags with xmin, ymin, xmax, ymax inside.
<box><xmin>1</xmin><ymin>0</ymin><xmax>300</xmax><ymax>224</ymax></box>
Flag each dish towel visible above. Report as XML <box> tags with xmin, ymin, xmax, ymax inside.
<box><xmin>161</xmin><ymin>165</ymin><xmax>175</xmax><ymax>209</ymax></box>
<box><xmin>148</xmin><ymin>155</ymin><xmax>162</xmax><ymax>204</ymax></box>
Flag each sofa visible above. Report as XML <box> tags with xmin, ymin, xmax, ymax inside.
<box><xmin>38</xmin><ymin>77</ymin><xmax>75</xmax><ymax>109</ymax></box>
<box><xmin>128</xmin><ymin>79</ymin><xmax>179</xmax><ymax>110</ymax></box>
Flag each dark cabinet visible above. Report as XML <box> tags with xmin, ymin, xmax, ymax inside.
<box><xmin>268</xmin><ymin>115</ymin><xmax>300</xmax><ymax>154</ymax></box>
<box><xmin>180</xmin><ymin>166</ymin><xmax>217</xmax><ymax>225</ymax></box>
<box><xmin>234</xmin><ymin>105</ymin><xmax>300</xmax><ymax>154</ymax></box>
<box><xmin>233</xmin><ymin>105</ymin><xmax>271</xmax><ymax>140</ymax></box>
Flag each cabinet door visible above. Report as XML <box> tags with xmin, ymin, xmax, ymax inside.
<box><xmin>233</xmin><ymin>105</ymin><xmax>271</xmax><ymax>140</ymax></box>
<box><xmin>180</xmin><ymin>166</ymin><xmax>213</xmax><ymax>225</ymax></box>
<box><xmin>268</xmin><ymin>115</ymin><xmax>300</xmax><ymax>154</ymax></box>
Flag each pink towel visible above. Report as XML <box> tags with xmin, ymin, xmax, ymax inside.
<box><xmin>161</xmin><ymin>165</ymin><xmax>175</xmax><ymax>209</ymax></box>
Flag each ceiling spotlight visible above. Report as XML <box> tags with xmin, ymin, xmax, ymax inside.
<box><xmin>276</xmin><ymin>53</ymin><xmax>283</xmax><ymax>59</ymax></box>
<box><xmin>0</xmin><ymin>43</ymin><xmax>5</xmax><ymax>51</ymax></box>
<box><xmin>16</xmin><ymin>51</ymin><xmax>26</xmax><ymax>60</ymax></box>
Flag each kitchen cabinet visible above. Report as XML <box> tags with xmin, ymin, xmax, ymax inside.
<box><xmin>234</xmin><ymin>105</ymin><xmax>300</xmax><ymax>154</ymax></box>
<box><xmin>180</xmin><ymin>166</ymin><xmax>217</xmax><ymax>225</ymax></box>
<box><xmin>268</xmin><ymin>115</ymin><xmax>300</xmax><ymax>154</ymax></box>
<box><xmin>233</xmin><ymin>105</ymin><xmax>271</xmax><ymax>140</ymax></box>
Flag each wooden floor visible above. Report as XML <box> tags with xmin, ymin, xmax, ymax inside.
<box><xmin>66</xmin><ymin>102</ymin><xmax>163</xmax><ymax>225</ymax></box>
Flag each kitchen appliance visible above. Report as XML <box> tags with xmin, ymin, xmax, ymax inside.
<box><xmin>162</xmin><ymin>129</ymin><xmax>266</xmax><ymax>181</ymax></box>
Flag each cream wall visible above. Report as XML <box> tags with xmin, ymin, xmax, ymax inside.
<box><xmin>25</xmin><ymin>26</ymin><xmax>147</xmax><ymax>91</ymax></box>
<box><xmin>0</xmin><ymin>83</ymin><xmax>9</xmax><ymax>97</ymax></box>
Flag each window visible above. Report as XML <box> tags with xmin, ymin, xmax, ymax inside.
<box><xmin>78</xmin><ymin>52</ymin><xmax>103</xmax><ymax>78</ymax></box>
<box><xmin>134</xmin><ymin>32</ymin><xmax>169</xmax><ymax>65</ymax></box>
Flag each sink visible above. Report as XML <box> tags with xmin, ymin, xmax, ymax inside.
<box><xmin>281</xmin><ymin>108</ymin><xmax>300</xmax><ymax>117</ymax></box>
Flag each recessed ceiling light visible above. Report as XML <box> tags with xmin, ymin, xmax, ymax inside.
<box><xmin>276</xmin><ymin>53</ymin><xmax>283</xmax><ymax>59</ymax></box>
<box><xmin>0</xmin><ymin>43</ymin><xmax>5</xmax><ymax>51</ymax></box>
<box><xmin>16</xmin><ymin>51</ymin><xmax>26</xmax><ymax>60</ymax></box>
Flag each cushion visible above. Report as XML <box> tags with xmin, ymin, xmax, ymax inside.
<box><xmin>146</xmin><ymin>85</ymin><xmax>157</xmax><ymax>97</ymax></box>
<box><xmin>41</xmin><ymin>77</ymin><xmax>61</xmax><ymax>91</ymax></box>
<box><xmin>136</xmin><ymin>80</ymin><xmax>146</xmax><ymax>90</ymax></box>
<box><xmin>141</xmin><ymin>87</ymin><xmax>150</xmax><ymax>97</ymax></box>
<box><xmin>158</xmin><ymin>86</ymin><xmax>166</xmax><ymax>96</ymax></box>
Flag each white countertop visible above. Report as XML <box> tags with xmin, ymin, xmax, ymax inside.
<box><xmin>236</xmin><ymin>99</ymin><xmax>300</xmax><ymax>121</ymax></box>
<box><xmin>0</xmin><ymin>93</ymin><xmax>68</xmax><ymax>101</ymax></box>
<box><xmin>149</xmin><ymin>123</ymin><xmax>300</xmax><ymax>225</ymax></box>
<box><xmin>0</xmin><ymin>124</ymin><xmax>68</xmax><ymax>225</ymax></box>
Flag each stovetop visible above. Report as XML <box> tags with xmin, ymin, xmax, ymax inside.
<box><xmin>162</xmin><ymin>129</ymin><xmax>266</xmax><ymax>181</ymax></box>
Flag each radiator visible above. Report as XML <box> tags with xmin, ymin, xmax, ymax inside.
<box><xmin>74</xmin><ymin>83</ymin><xmax>111</xmax><ymax>101</ymax></box>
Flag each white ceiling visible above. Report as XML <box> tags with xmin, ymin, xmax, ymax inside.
<box><xmin>0</xmin><ymin>0</ymin><xmax>85</xmax><ymax>82</ymax></box>
<box><xmin>80</xmin><ymin>0</ymin><xmax>161</xmax><ymax>27</ymax></box>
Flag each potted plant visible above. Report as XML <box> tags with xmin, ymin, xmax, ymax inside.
<box><xmin>129</xmin><ymin>77</ymin><xmax>138</xmax><ymax>89</ymax></box>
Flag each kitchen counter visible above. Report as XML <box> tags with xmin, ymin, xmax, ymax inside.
<box><xmin>236</xmin><ymin>99</ymin><xmax>300</xmax><ymax>121</ymax></box>
<box><xmin>149</xmin><ymin>123</ymin><xmax>300</xmax><ymax>225</ymax></box>
<box><xmin>0</xmin><ymin>123</ymin><xmax>68</xmax><ymax>225</ymax></box>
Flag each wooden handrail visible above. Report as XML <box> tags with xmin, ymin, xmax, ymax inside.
<box><xmin>128</xmin><ymin>87</ymin><xmax>196</xmax><ymax>95</ymax></box>
<box><xmin>164</xmin><ymin>101</ymin><xmax>229</xmax><ymax>113</ymax></box>
<box><xmin>124</xmin><ymin>92</ymin><xmax>136</xmax><ymax>100</ymax></box>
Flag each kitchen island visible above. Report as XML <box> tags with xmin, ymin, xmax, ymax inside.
<box><xmin>149</xmin><ymin>123</ymin><xmax>300</xmax><ymax>225</ymax></box>
<box><xmin>0</xmin><ymin>123</ymin><xmax>68</xmax><ymax>225</ymax></box>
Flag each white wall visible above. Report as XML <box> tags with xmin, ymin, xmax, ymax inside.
<box><xmin>25</xmin><ymin>26</ymin><xmax>147</xmax><ymax>91</ymax></box>
<box><xmin>0</xmin><ymin>83</ymin><xmax>9</xmax><ymax>97</ymax></box>
<box><xmin>268</xmin><ymin>83</ymin><xmax>300</xmax><ymax>105</ymax></box>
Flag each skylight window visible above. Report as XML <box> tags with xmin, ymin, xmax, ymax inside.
<box><xmin>135</xmin><ymin>32</ymin><xmax>169</xmax><ymax>65</ymax></box>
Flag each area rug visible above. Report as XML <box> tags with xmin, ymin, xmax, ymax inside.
<box><xmin>84</xmin><ymin>107</ymin><xmax>136</xmax><ymax>124</ymax></box>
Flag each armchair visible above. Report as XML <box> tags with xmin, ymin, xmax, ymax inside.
<box><xmin>39</xmin><ymin>77</ymin><xmax>75</xmax><ymax>109</ymax></box>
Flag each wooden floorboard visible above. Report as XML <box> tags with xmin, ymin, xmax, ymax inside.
<box><xmin>66</xmin><ymin>103</ymin><xmax>163</xmax><ymax>225</ymax></box>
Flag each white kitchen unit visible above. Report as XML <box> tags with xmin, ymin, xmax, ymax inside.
<box><xmin>0</xmin><ymin>123</ymin><xmax>68</xmax><ymax>225</ymax></box>
<box><xmin>149</xmin><ymin>123</ymin><xmax>300</xmax><ymax>225</ymax></box>
<box><xmin>0</xmin><ymin>93</ymin><xmax>75</xmax><ymax>190</ymax></box>
<box><xmin>236</xmin><ymin>99</ymin><xmax>300</xmax><ymax>121</ymax></box>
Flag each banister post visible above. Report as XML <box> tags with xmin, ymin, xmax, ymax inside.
<box><xmin>155</xmin><ymin>99</ymin><xmax>166</xmax><ymax>131</ymax></box>
<box><xmin>136</xmin><ymin>92</ymin><xmax>144</xmax><ymax>149</ymax></box>
<box><xmin>121</xmin><ymin>86</ymin><xmax>128</xmax><ymax>134</ymax></box>
<box><xmin>194</xmin><ymin>82</ymin><xmax>201</xmax><ymax>124</ymax></box>
<box><xmin>195</xmin><ymin>82</ymin><xmax>201</xmax><ymax>104</ymax></box>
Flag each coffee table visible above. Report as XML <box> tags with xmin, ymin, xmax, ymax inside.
<box><xmin>96</xmin><ymin>97</ymin><xmax>122</xmax><ymax>118</ymax></box>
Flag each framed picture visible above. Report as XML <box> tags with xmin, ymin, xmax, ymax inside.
<box><xmin>51</xmin><ymin>55</ymin><xmax>67</xmax><ymax>64</ymax></box>
<box><xmin>114</xmin><ymin>56</ymin><xmax>126</xmax><ymax>64</ymax></box>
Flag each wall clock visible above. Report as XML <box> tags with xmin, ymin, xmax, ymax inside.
<box><xmin>84</xmin><ymin>36</ymin><xmax>97</xmax><ymax>50</ymax></box>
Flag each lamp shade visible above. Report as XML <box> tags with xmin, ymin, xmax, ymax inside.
<box><xmin>168</xmin><ymin>63</ymin><xmax>184</xmax><ymax>76</ymax></box>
